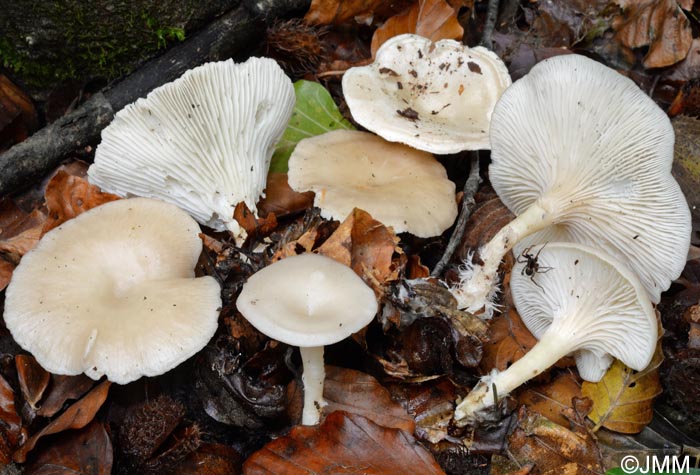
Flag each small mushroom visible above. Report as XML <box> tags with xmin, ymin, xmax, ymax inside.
<box><xmin>88</xmin><ymin>57</ymin><xmax>295</xmax><ymax>242</ymax></box>
<box><xmin>236</xmin><ymin>253</ymin><xmax>378</xmax><ymax>425</ymax></box>
<box><xmin>342</xmin><ymin>34</ymin><xmax>511</xmax><ymax>154</ymax></box>
<box><xmin>453</xmin><ymin>242</ymin><xmax>657</xmax><ymax>424</ymax></box>
<box><xmin>452</xmin><ymin>54</ymin><xmax>691</xmax><ymax>314</ymax></box>
<box><xmin>4</xmin><ymin>198</ymin><xmax>222</xmax><ymax>385</ymax></box>
<box><xmin>287</xmin><ymin>129</ymin><xmax>458</xmax><ymax>238</ymax></box>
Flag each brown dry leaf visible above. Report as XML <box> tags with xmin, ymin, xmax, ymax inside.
<box><xmin>42</xmin><ymin>170</ymin><xmax>121</xmax><ymax>233</ymax></box>
<box><xmin>243</xmin><ymin>411</ymin><xmax>446</xmax><ymax>475</ymax></box>
<box><xmin>289</xmin><ymin>366</ymin><xmax>415</xmax><ymax>431</ymax></box>
<box><xmin>15</xmin><ymin>355</ymin><xmax>50</xmax><ymax>410</ymax></box>
<box><xmin>494</xmin><ymin>405</ymin><xmax>604</xmax><ymax>475</ymax></box>
<box><xmin>613</xmin><ymin>0</ymin><xmax>692</xmax><ymax>68</ymax></box>
<box><xmin>233</xmin><ymin>202</ymin><xmax>278</xmax><ymax>240</ymax></box>
<box><xmin>672</xmin><ymin>115</ymin><xmax>700</xmax><ymax>243</ymax></box>
<box><xmin>304</xmin><ymin>0</ymin><xmax>412</xmax><ymax>25</ymax></box>
<box><xmin>582</xmin><ymin>344</ymin><xmax>663</xmax><ymax>434</ymax></box>
<box><xmin>518</xmin><ymin>372</ymin><xmax>583</xmax><ymax>427</ymax></box>
<box><xmin>0</xmin><ymin>374</ymin><xmax>25</xmax><ymax>464</ymax></box>
<box><xmin>24</xmin><ymin>421</ymin><xmax>112</xmax><ymax>475</ymax></box>
<box><xmin>0</xmin><ymin>75</ymin><xmax>38</xmax><ymax>151</ymax></box>
<box><xmin>0</xmin><ymin>258</ymin><xmax>13</xmax><ymax>290</ymax></box>
<box><xmin>480</xmin><ymin>308</ymin><xmax>538</xmax><ymax>373</ymax></box>
<box><xmin>457</xmin><ymin>191</ymin><xmax>514</xmax><ymax>262</ymax></box>
<box><xmin>271</xmin><ymin>227</ymin><xmax>319</xmax><ymax>260</ymax></box>
<box><xmin>370</xmin><ymin>0</ymin><xmax>464</xmax><ymax>57</ymax></box>
<box><xmin>257</xmin><ymin>173</ymin><xmax>314</xmax><ymax>218</ymax></box>
<box><xmin>178</xmin><ymin>444</ymin><xmax>243</xmax><ymax>475</ymax></box>
<box><xmin>317</xmin><ymin>208</ymin><xmax>402</xmax><ymax>288</ymax></box>
<box><xmin>14</xmin><ymin>380</ymin><xmax>111</xmax><ymax>463</ymax></box>
<box><xmin>0</xmin><ymin>198</ymin><xmax>47</xmax><ymax>265</ymax></box>
<box><xmin>36</xmin><ymin>374</ymin><xmax>95</xmax><ymax>418</ymax></box>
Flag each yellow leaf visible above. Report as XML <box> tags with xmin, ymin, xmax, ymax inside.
<box><xmin>581</xmin><ymin>344</ymin><xmax>663</xmax><ymax>434</ymax></box>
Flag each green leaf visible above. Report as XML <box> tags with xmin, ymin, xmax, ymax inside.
<box><xmin>270</xmin><ymin>80</ymin><xmax>354</xmax><ymax>173</ymax></box>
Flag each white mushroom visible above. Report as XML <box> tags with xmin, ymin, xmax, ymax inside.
<box><xmin>342</xmin><ymin>34</ymin><xmax>511</xmax><ymax>154</ymax></box>
<box><xmin>453</xmin><ymin>242</ymin><xmax>657</xmax><ymax>424</ymax></box>
<box><xmin>236</xmin><ymin>253</ymin><xmax>378</xmax><ymax>425</ymax></box>
<box><xmin>88</xmin><ymin>57</ymin><xmax>295</xmax><ymax>242</ymax></box>
<box><xmin>452</xmin><ymin>54</ymin><xmax>691</xmax><ymax>314</ymax></box>
<box><xmin>4</xmin><ymin>198</ymin><xmax>221</xmax><ymax>385</ymax></box>
<box><xmin>287</xmin><ymin>129</ymin><xmax>458</xmax><ymax>238</ymax></box>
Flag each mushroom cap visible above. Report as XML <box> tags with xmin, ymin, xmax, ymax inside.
<box><xmin>4</xmin><ymin>198</ymin><xmax>221</xmax><ymax>385</ymax></box>
<box><xmin>287</xmin><ymin>129</ymin><xmax>458</xmax><ymax>237</ymax></box>
<box><xmin>342</xmin><ymin>34</ymin><xmax>511</xmax><ymax>154</ymax></box>
<box><xmin>88</xmin><ymin>57</ymin><xmax>295</xmax><ymax>237</ymax></box>
<box><xmin>511</xmin><ymin>242</ymin><xmax>657</xmax><ymax>379</ymax></box>
<box><xmin>236</xmin><ymin>253</ymin><xmax>378</xmax><ymax>347</ymax></box>
<box><xmin>489</xmin><ymin>54</ymin><xmax>691</xmax><ymax>303</ymax></box>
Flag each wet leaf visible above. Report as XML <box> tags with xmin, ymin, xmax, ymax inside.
<box><xmin>257</xmin><ymin>173</ymin><xmax>314</xmax><ymax>218</ymax></box>
<box><xmin>517</xmin><ymin>372</ymin><xmax>583</xmax><ymax>427</ymax></box>
<box><xmin>480</xmin><ymin>308</ymin><xmax>538</xmax><ymax>373</ymax></box>
<box><xmin>671</xmin><ymin>115</ymin><xmax>700</xmax><ymax>244</ymax></box>
<box><xmin>36</xmin><ymin>375</ymin><xmax>95</xmax><ymax>418</ymax></box>
<box><xmin>0</xmin><ymin>75</ymin><xmax>38</xmax><ymax>152</ymax></box>
<box><xmin>14</xmin><ymin>380</ymin><xmax>111</xmax><ymax>463</ymax></box>
<box><xmin>15</xmin><ymin>354</ymin><xmax>50</xmax><ymax>410</ymax></box>
<box><xmin>243</xmin><ymin>411</ymin><xmax>446</xmax><ymax>475</ymax></box>
<box><xmin>0</xmin><ymin>374</ymin><xmax>24</xmax><ymax>464</ymax></box>
<box><xmin>24</xmin><ymin>421</ymin><xmax>112</xmax><ymax>475</ymax></box>
<box><xmin>582</xmin><ymin>345</ymin><xmax>663</xmax><ymax>434</ymax></box>
<box><xmin>270</xmin><ymin>80</ymin><xmax>354</xmax><ymax>173</ymax></box>
<box><xmin>370</xmin><ymin>0</ymin><xmax>464</xmax><ymax>57</ymax></box>
<box><xmin>43</xmin><ymin>170</ymin><xmax>121</xmax><ymax>233</ymax></box>
<box><xmin>613</xmin><ymin>0</ymin><xmax>692</xmax><ymax>68</ymax></box>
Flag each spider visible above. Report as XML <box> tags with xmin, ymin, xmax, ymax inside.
<box><xmin>516</xmin><ymin>244</ymin><xmax>553</xmax><ymax>289</ymax></box>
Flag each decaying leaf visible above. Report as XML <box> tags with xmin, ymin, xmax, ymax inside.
<box><xmin>36</xmin><ymin>374</ymin><xmax>95</xmax><ymax>418</ymax></box>
<box><xmin>15</xmin><ymin>354</ymin><xmax>50</xmax><ymax>410</ymax></box>
<box><xmin>457</xmin><ymin>189</ymin><xmax>514</xmax><ymax>262</ymax></box>
<box><xmin>243</xmin><ymin>411</ymin><xmax>446</xmax><ymax>475</ymax></box>
<box><xmin>233</xmin><ymin>202</ymin><xmax>278</xmax><ymax>240</ymax></box>
<box><xmin>582</xmin><ymin>344</ymin><xmax>663</xmax><ymax>434</ymax></box>
<box><xmin>613</xmin><ymin>0</ymin><xmax>693</xmax><ymax>68</ymax></box>
<box><xmin>518</xmin><ymin>372</ymin><xmax>583</xmax><ymax>427</ymax></box>
<box><xmin>0</xmin><ymin>375</ymin><xmax>25</xmax><ymax>465</ymax></box>
<box><xmin>270</xmin><ymin>80</ymin><xmax>354</xmax><ymax>173</ymax></box>
<box><xmin>178</xmin><ymin>444</ymin><xmax>243</xmax><ymax>475</ymax></box>
<box><xmin>480</xmin><ymin>308</ymin><xmax>538</xmax><ymax>373</ymax></box>
<box><xmin>257</xmin><ymin>173</ymin><xmax>314</xmax><ymax>218</ymax></box>
<box><xmin>14</xmin><ymin>380</ymin><xmax>111</xmax><ymax>463</ymax></box>
<box><xmin>42</xmin><ymin>170</ymin><xmax>121</xmax><ymax>233</ymax></box>
<box><xmin>0</xmin><ymin>200</ymin><xmax>47</xmax><ymax>265</ymax></box>
<box><xmin>0</xmin><ymin>75</ymin><xmax>38</xmax><ymax>152</ymax></box>
<box><xmin>671</xmin><ymin>115</ymin><xmax>700</xmax><ymax>244</ymax></box>
<box><xmin>24</xmin><ymin>421</ymin><xmax>112</xmax><ymax>475</ymax></box>
<box><xmin>370</xmin><ymin>0</ymin><xmax>464</xmax><ymax>57</ymax></box>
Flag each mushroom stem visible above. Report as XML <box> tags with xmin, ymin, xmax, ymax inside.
<box><xmin>452</xmin><ymin>200</ymin><xmax>556</xmax><ymax>314</ymax></box>
<box><xmin>299</xmin><ymin>346</ymin><xmax>327</xmax><ymax>425</ymax></box>
<box><xmin>454</xmin><ymin>327</ymin><xmax>572</xmax><ymax>425</ymax></box>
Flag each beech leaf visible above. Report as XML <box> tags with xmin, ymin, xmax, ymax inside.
<box><xmin>480</xmin><ymin>308</ymin><xmax>538</xmax><ymax>373</ymax></box>
<box><xmin>270</xmin><ymin>80</ymin><xmax>353</xmax><ymax>173</ymax></box>
<box><xmin>243</xmin><ymin>411</ymin><xmax>445</xmax><ymax>475</ymax></box>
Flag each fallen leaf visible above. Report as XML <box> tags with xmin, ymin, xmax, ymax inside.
<box><xmin>14</xmin><ymin>380</ymin><xmax>111</xmax><ymax>463</ymax></box>
<box><xmin>270</xmin><ymin>80</ymin><xmax>354</xmax><ymax>173</ymax></box>
<box><xmin>257</xmin><ymin>173</ymin><xmax>315</xmax><ymax>218</ymax></box>
<box><xmin>24</xmin><ymin>421</ymin><xmax>112</xmax><ymax>475</ymax></box>
<box><xmin>0</xmin><ymin>199</ymin><xmax>47</xmax><ymax>264</ymax></box>
<box><xmin>517</xmin><ymin>372</ymin><xmax>583</xmax><ymax>427</ymax></box>
<box><xmin>613</xmin><ymin>0</ymin><xmax>693</xmax><ymax>68</ymax></box>
<box><xmin>243</xmin><ymin>411</ymin><xmax>446</xmax><ymax>474</ymax></box>
<box><xmin>0</xmin><ymin>75</ymin><xmax>38</xmax><ymax>152</ymax></box>
<box><xmin>582</xmin><ymin>344</ymin><xmax>663</xmax><ymax>434</ymax></box>
<box><xmin>371</xmin><ymin>0</ymin><xmax>464</xmax><ymax>57</ymax></box>
<box><xmin>232</xmin><ymin>202</ymin><xmax>278</xmax><ymax>240</ymax></box>
<box><xmin>42</xmin><ymin>170</ymin><xmax>121</xmax><ymax>233</ymax></box>
<box><xmin>317</xmin><ymin>208</ymin><xmax>402</xmax><ymax>289</ymax></box>
<box><xmin>15</xmin><ymin>355</ymin><xmax>50</xmax><ymax>410</ymax></box>
<box><xmin>178</xmin><ymin>443</ymin><xmax>243</xmax><ymax>475</ymax></box>
<box><xmin>0</xmin><ymin>258</ymin><xmax>13</xmax><ymax>291</ymax></box>
<box><xmin>671</xmin><ymin>115</ymin><xmax>700</xmax><ymax>244</ymax></box>
<box><xmin>304</xmin><ymin>0</ymin><xmax>412</xmax><ymax>25</ymax></box>
<box><xmin>288</xmin><ymin>366</ymin><xmax>415</xmax><ymax>431</ymax></box>
<box><xmin>457</xmin><ymin>189</ymin><xmax>514</xmax><ymax>263</ymax></box>
<box><xmin>480</xmin><ymin>308</ymin><xmax>538</xmax><ymax>373</ymax></box>
<box><xmin>36</xmin><ymin>375</ymin><xmax>95</xmax><ymax>418</ymax></box>
<box><xmin>0</xmin><ymin>374</ymin><xmax>24</xmax><ymax>464</ymax></box>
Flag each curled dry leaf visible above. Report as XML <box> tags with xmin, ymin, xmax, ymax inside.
<box><xmin>613</xmin><ymin>0</ymin><xmax>692</xmax><ymax>68</ymax></box>
<box><xmin>243</xmin><ymin>411</ymin><xmax>446</xmax><ymax>475</ymax></box>
<box><xmin>257</xmin><ymin>173</ymin><xmax>314</xmax><ymax>219</ymax></box>
<box><xmin>517</xmin><ymin>372</ymin><xmax>583</xmax><ymax>428</ymax></box>
<box><xmin>0</xmin><ymin>375</ymin><xmax>25</xmax><ymax>465</ymax></box>
<box><xmin>582</xmin><ymin>343</ymin><xmax>663</xmax><ymax>434</ymax></box>
<box><xmin>0</xmin><ymin>198</ymin><xmax>47</xmax><ymax>265</ymax></box>
<box><xmin>14</xmin><ymin>380</ymin><xmax>111</xmax><ymax>463</ymax></box>
<box><xmin>456</xmin><ymin>190</ymin><xmax>514</xmax><ymax>263</ymax></box>
<box><xmin>36</xmin><ymin>374</ymin><xmax>95</xmax><ymax>418</ymax></box>
<box><xmin>42</xmin><ymin>169</ymin><xmax>121</xmax><ymax>233</ymax></box>
<box><xmin>232</xmin><ymin>202</ymin><xmax>278</xmax><ymax>241</ymax></box>
<box><xmin>24</xmin><ymin>421</ymin><xmax>112</xmax><ymax>475</ymax></box>
<box><xmin>15</xmin><ymin>354</ymin><xmax>50</xmax><ymax>410</ymax></box>
<box><xmin>371</xmin><ymin>0</ymin><xmax>464</xmax><ymax>57</ymax></box>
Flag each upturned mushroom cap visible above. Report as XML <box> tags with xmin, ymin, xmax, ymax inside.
<box><xmin>236</xmin><ymin>253</ymin><xmax>378</xmax><ymax>347</ymax></box>
<box><xmin>88</xmin><ymin>57</ymin><xmax>295</xmax><ymax>240</ymax></box>
<box><xmin>287</xmin><ymin>129</ymin><xmax>458</xmax><ymax>238</ymax></box>
<box><xmin>453</xmin><ymin>242</ymin><xmax>657</xmax><ymax>423</ymax></box>
<box><xmin>489</xmin><ymin>54</ymin><xmax>691</xmax><ymax>303</ymax></box>
<box><xmin>342</xmin><ymin>34</ymin><xmax>511</xmax><ymax>154</ymax></box>
<box><xmin>4</xmin><ymin>198</ymin><xmax>221</xmax><ymax>385</ymax></box>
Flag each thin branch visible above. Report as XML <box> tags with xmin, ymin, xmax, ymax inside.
<box><xmin>432</xmin><ymin>153</ymin><xmax>481</xmax><ymax>277</ymax></box>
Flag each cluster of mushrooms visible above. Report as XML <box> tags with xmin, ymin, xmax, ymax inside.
<box><xmin>2</xmin><ymin>33</ymin><xmax>691</xmax><ymax>432</ymax></box>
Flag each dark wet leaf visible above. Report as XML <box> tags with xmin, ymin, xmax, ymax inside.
<box><xmin>15</xmin><ymin>354</ymin><xmax>50</xmax><ymax>410</ymax></box>
<box><xmin>0</xmin><ymin>374</ymin><xmax>24</xmax><ymax>464</ymax></box>
<box><xmin>36</xmin><ymin>374</ymin><xmax>95</xmax><ymax>418</ymax></box>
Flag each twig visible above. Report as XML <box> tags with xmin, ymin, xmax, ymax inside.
<box><xmin>432</xmin><ymin>152</ymin><xmax>481</xmax><ymax>277</ymax></box>
<box><xmin>480</xmin><ymin>0</ymin><xmax>501</xmax><ymax>49</ymax></box>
